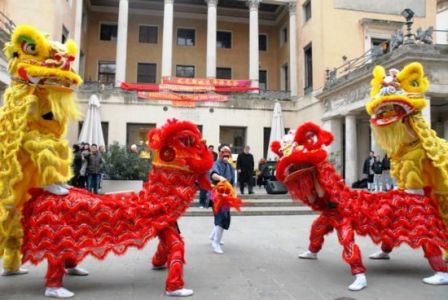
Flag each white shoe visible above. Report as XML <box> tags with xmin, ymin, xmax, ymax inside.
<box><xmin>369</xmin><ymin>251</ymin><xmax>390</xmax><ymax>260</ymax></box>
<box><xmin>165</xmin><ymin>288</ymin><xmax>194</xmax><ymax>297</ymax></box>
<box><xmin>348</xmin><ymin>273</ymin><xmax>367</xmax><ymax>291</ymax></box>
<box><xmin>44</xmin><ymin>184</ymin><xmax>69</xmax><ymax>196</ymax></box>
<box><xmin>422</xmin><ymin>272</ymin><xmax>448</xmax><ymax>285</ymax></box>
<box><xmin>298</xmin><ymin>250</ymin><xmax>317</xmax><ymax>259</ymax></box>
<box><xmin>212</xmin><ymin>241</ymin><xmax>224</xmax><ymax>254</ymax></box>
<box><xmin>1</xmin><ymin>267</ymin><xmax>28</xmax><ymax>276</ymax></box>
<box><xmin>65</xmin><ymin>266</ymin><xmax>89</xmax><ymax>276</ymax></box>
<box><xmin>44</xmin><ymin>287</ymin><xmax>75</xmax><ymax>298</ymax></box>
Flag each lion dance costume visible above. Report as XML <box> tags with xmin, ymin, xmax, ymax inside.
<box><xmin>272</xmin><ymin>122</ymin><xmax>448</xmax><ymax>291</ymax></box>
<box><xmin>366</xmin><ymin>62</ymin><xmax>448</xmax><ymax>262</ymax></box>
<box><xmin>0</xmin><ymin>24</ymin><xmax>82</xmax><ymax>277</ymax></box>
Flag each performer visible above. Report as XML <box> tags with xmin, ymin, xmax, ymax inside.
<box><xmin>209</xmin><ymin>145</ymin><xmax>235</xmax><ymax>254</ymax></box>
<box><xmin>366</xmin><ymin>62</ymin><xmax>448</xmax><ymax>266</ymax></box>
<box><xmin>0</xmin><ymin>24</ymin><xmax>88</xmax><ymax>280</ymax></box>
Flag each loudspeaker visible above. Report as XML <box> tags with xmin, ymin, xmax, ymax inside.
<box><xmin>265</xmin><ymin>180</ymin><xmax>288</xmax><ymax>194</ymax></box>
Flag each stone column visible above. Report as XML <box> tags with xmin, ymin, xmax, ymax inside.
<box><xmin>288</xmin><ymin>1</ymin><xmax>297</xmax><ymax>97</ymax></box>
<box><xmin>206</xmin><ymin>0</ymin><xmax>218</xmax><ymax>78</ymax></box>
<box><xmin>73</xmin><ymin>0</ymin><xmax>83</xmax><ymax>73</ymax></box>
<box><xmin>248</xmin><ymin>0</ymin><xmax>260</xmax><ymax>89</ymax></box>
<box><xmin>323</xmin><ymin>118</ymin><xmax>342</xmax><ymax>172</ymax></box>
<box><xmin>115</xmin><ymin>0</ymin><xmax>129</xmax><ymax>87</ymax></box>
<box><xmin>162</xmin><ymin>0</ymin><xmax>175</xmax><ymax>78</ymax></box>
<box><xmin>422</xmin><ymin>97</ymin><xmax>431</xmax><ymax>124</ymax></box>
<box><xmin>344</xmin><ymin>115</ymin><xmax>358</xmax><ymax>185</ymax></box>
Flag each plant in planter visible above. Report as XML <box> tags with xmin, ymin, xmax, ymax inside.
<box><xmin>103</xmin><ymin>142</ymin><xmax>151</xmax><ymax>180</ymax></box>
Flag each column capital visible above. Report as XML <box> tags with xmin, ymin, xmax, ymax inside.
<box><xmin>288</xmin><ymin>2</ymin><xmax>296</xmax><ymax>16</ymax></box>
<box><xmin>205</xmin><ymin>0</ymin><xmax>218</xmax><ymax>7</ymax></box>
<box><xmin>247</xmin><ymin>0</ymin><xmax>261</xmax><ymax>11</ymax></box>
<box><xmin>165</xmin><ymin>0</ymin><xmax>174</xmax><ymax>4</ymax></box>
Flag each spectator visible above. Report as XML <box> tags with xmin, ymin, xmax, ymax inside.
<box><xmin>362</xmin><ymin>151</ymin><xmax>375</xmax><ymax>191</ymax></box>
<box><xmin>70</xmin><ymin>144</ymin><xmax>83</xmax><ymax>187</ymax></box>
<box><xmin>236</xmin><ymin>145</ymin><xmax>255</xmax><ymax>194</ymax></box>
<box><xmin>208</xmin><ymin>144</ymin><xmax>235</xmax><ymax>254</ymax></box>
<box><xmin>208</xmin><ymin>145</ymin><xmax>218</xmax><ymax>161</ymax></box>
<box><xmin>382</xmin><ymin>154</ymin><xmax>393</xmax><ymax>191</ymax></box>
<box><xmin>372</xmin><ymin>155</ymin><xmax>383</xmax><ymax>192</ymax></box>
<box><xmin>79</xmin><ymin>143</ymin><xmax>90</xmax><ymax>189</ymax></box>
<box><xmin>85</xmin><ymin>144</ymin><xmax>104</xmax><ymax>194</ymax></box>
<box><xmin>256</xmin><ymin>158</ymin><xmax>267</xmax><ymax>188</ymax></box>
<box><xmin>199</xmin><ymin>145</ymin><xmax>217</xmax><ymax>208</ymax></box>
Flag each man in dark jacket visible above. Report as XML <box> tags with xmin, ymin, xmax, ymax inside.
<box><xmin>362</xmin><ymin>151</ymin><xmax>375</xmax><ymax>191</ymax></box>
<box><xmin>85</xmin><ymin>144</ymin><xmax>104</xmax><ymax>194</ymax></box>
<box><xmin>236</xmin><ymin>145</ymin><xmax>255</xmax><ymax>194</ymax></box>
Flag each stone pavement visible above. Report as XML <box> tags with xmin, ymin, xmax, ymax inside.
<box><xmin>1</xmin><ymin>215</ymin><xmax>447</xmax><ymax>300</ymax></box>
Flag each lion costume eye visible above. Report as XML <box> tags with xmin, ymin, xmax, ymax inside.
<box><xmin>21</xmin><ymin>41</ymin><xmax>37</xmax><ymax>55</ymax></box>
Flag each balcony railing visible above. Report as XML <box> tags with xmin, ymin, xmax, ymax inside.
<box><xmin>324</xmin><ymin>25</ymin><xmax>442</xmax><ymax>90</ymax></box>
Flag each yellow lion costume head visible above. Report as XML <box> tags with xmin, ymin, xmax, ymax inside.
<box><xmin>0</xmin><ymin>24</ymin><xmax>82</xmax><ymax>270</ymax></box>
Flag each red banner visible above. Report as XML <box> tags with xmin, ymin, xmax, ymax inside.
<box><xmin>121</xmin><ymin>82</ymin><xmax>256</xmax><ymax>93</ymax></box>
<box><xmin>162</xmin><ymin>77</ymin><xmax>252</xmax><ymax>87</ymax></box>
<box><xmin>137</xmin><ymin>91</ymin><xmax>229</xmax><ymax>102</ymax></box>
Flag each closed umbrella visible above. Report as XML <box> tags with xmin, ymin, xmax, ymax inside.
<box><xmin>78</xmin><ymin>94</ymin><xmax>105</xmax><ymax>146</ymax></box>
<box><xmin>267</xmin><ymin>101</ymin><xmax>285</xmax><ymax>161</ymax></box>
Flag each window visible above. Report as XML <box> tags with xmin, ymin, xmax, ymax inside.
<box><xmin>137</xmin><ymin>63</ymin><xmax>157</xmax><ymax>83</ymax></box>
<box><xmin>216</xmin><ymin>67</ymin><xmax>231</xmax><ymax>79</ymax></box>
<box><xmin>62</xmin><ymin>25</ymin><xmax>69</xmax><ymax>43</ymax></box>
<box><xmin>139</xmin><ymin>25</ymin><xmax>158</xmax><ymax>44</ymax></box>
<box><xmin>98</xmin><ymin>61</ymin><xmax>116</xmax><ymax>83</ymax></box>
<box><xmin>126</xmin><ymin>123</ymin><xmax>156</xmax><ymax>147</ymax></box>
<box><xmin>177</xmin><ymin>28</ymin><xmax>195</xmax><ymax>46</ymax></box>
<box><xmin>281</xmin><ymin>27</ymin><xmax>288</xmax><ymax>45</ymax></box>
<box><xmin>219</xmin><ymin>126</ymin><xmax>246</xmax><ymax>154</ymax></box>
<box><xmin>259</xmin><ymin>34</ymin><xmax>267</xmax><ymax>51</ymax></box>
<box><xmin>217</xmin><ymin>31</ymin><xmax>232</xmax><ymax>49</ymax></box>
<box><xmin>259</xmin><ymin>70</ymin><xmax>267</xmax><ymax>90</ymax></box>
<box><xmin>371</xmin><ymin>38</ymin><xmax>390</xmax><ymax>54</ymax></box>
<box><xmin>100</xmin><ymin>24</ymin><xmax>118</xmax><ymax>41</ymax></box>
<box><xmin>176</xmin><ymin>65</ymin><xmax>195</xmax><ymax>78</ymax></box>
<box><xmin>304</xmin><ymin>43</ymin><xmax>313</xmax><ymax>93</ymax></box>
<box><xmin>281</xmin><ymin>64</ymin><xmax>289</xmax><ymax>91</ymax></box>
<box><xmin>303</xmin><ymin>0</ymin><xmax>311</xmax><ymax>23</ymax></box>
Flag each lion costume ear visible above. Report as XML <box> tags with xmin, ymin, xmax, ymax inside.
<box><xmin>396</xmin><ymin>62</ymin><xmax>429</xmax><ymax>94</ymax></box>
<box><xmin>148</xmin><ymin>128</ymin><xmax>162</xmax><ymax>149</ymax></box>
<box><xmin>370</xmin><ymin>65</ymin><xmax>386</xmax><ymax>98</ymax></box>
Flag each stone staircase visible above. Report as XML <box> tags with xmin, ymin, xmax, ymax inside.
<box><xmin>185</xmin><ymin>189</ymin><xmax>315</xmax><ymax>217</ymax></box>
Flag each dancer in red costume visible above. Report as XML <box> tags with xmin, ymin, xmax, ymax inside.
<box><xmin>19</xmin><ymin>119</ymin><xmax>217</xmax><ymax>298</ymax></box>
<box><xmin>271</xmin><ymin>122</ymin><xmax>448</xmax><ymax>291</ymax></box>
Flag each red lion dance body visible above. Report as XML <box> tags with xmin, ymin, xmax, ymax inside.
<box><xmin>19</xmin><ymin>119</ymin><xmax>215</xmax><ymax>298</ymax></box>
<box><xmin>272</xmin><ymin>122</ymin><xmax>448</xmax><ymax>291</ymax></box>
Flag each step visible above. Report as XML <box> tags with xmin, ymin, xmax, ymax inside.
<box><xmin>184</xmin><ymin>206</ymin><xmax>315</xmax><ymax>217</ymax></box>
<box><xmin>195</xmin><ymin>193</ymin><xmax>291</xmax><ymax>200</ymax></box>
<box><xmin>191</xmin><ymin>199</ymin><xmax>304</xmax><ymax>208</ymax></box>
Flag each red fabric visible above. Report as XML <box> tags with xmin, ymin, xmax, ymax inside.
<box><xmin>277</xmin><ymin>122</ymin><xmax>448</xmax><ymax>275</ymax></box>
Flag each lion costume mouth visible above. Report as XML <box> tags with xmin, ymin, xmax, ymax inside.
<box><xmin>371</xmin><ymin>100</ymin><xmax>413</xmax><ymax>126</ymax></box>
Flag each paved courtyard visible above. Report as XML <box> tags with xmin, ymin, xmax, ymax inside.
<box><xmin>1</xmin><ymin>215</ymin><xmax>447</xmax><ymax>300</ymax></box>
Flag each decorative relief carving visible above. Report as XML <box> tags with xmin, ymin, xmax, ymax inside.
<box><xmin>323</xmin><ymin>82</ymin><xmax>370</xmax><ymax>112</ymax></box>
<box><xmin>205</xmin><ymin>0</ymin><xmax>218</xmax><ymax>7</ymax></box>
<box><xmin>288</xmin><ymin>1</ymin><xmax>297</xmax><ymax>15</ymax></box>
<box><xmin>247</xmin><ymin>0</ymin><xmax>261</xmax><ymax>11</ymax></box>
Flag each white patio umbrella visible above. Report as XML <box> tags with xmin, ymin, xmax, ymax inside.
<box><xmin>78</xmin><ymin>94</ymin><xmax>105</xmax><ymax>146</ymax></box>
<box><xmin>267</xmin><ymin>101</ymin><xmax>285</xmax><ymax>161</ymax></box>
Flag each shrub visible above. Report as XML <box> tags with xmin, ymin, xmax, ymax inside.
<box><xmin>103</xmin><ymin>142</ymin><xmax>151</xmax><ymax>180</ymax></box>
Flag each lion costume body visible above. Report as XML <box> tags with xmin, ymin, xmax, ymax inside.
<box><xmin>0</xmin><ymin>25</ymin><xmax>82</xmax><ymax>272</ymax></box>
<box><xmin>366</xmin><ymin>62</ymin><xmax>448</xmax><ymax>234</ymax></box>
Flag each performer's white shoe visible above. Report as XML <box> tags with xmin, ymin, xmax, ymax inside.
<box><xmin>66</xmin><ymin>266</ymin><xmax>89</xmax><ymax>276</ymax></box>
<box><xmin>298</xmin><ymin>250</ymin><xmax>317</xmax><ymax>259</ymax></box>
<box><xmin>44</xmin><ymin>287</ymin><xmax>74</xmax><ymax>298</ymax></box>
<box><xmin>369</xmin><ymin>250</ymin><xmax>390</xmax><ymax>260</ymax></box>
<box><xmin>212</xmin><ymin>241</ymin><xmax>224</xmax><ymax>254</ymax></box>
<box><xmin>1</xmin><ymin>267</ymin><xmax>28</xmax><ymax>276</ymax></box>
<box><xmin>165</xmin><ymin>288</ymin><xmax>194</xmax><ymax>297</ymax></box>
<box><xmin>44</xmin><ymin>184</ymin><xmax>69</xmax><ymax>195</ymax></box>
<box><xmin>348</xmin><ymin>273</ymin><xmax>367</xmax><ymax>291</ymax></box>
<box><xmin>422</xmin><ymin>272</ymin><xmax>448</xmax><ymax>285</ymax></box>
